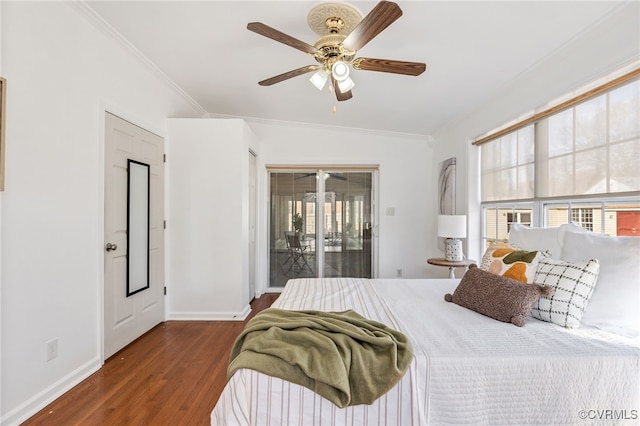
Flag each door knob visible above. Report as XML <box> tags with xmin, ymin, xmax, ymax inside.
<box><xmin>105</xmin><ymin>243</ymin><xmax>118</xmax><ymax>252</ymax></box>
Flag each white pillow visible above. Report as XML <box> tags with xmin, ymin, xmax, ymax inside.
<box><xmin>509</xmin><ymin>222</ymin><xmax>587</xmax><ymax>259</ymax></box>
<box><xmin>531</xmin><ymin>257</ymin><xmax>600</xmax><ymax>329</ymax></box>
<box><xmin>561</xmin><ymin>230</ymin><xmax>640</xmax><ymax>337</ymax></box>
<box><xmin>509</xmin><ymin>223</ymin><xmax>562</xmax><ymax>258</ymax></box>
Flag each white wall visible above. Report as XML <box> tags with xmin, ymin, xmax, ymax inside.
<box><xmin>165</xmin><ymin>117</ymin><xmax>437</xmax><ymax>312</ymax></box>
<box><xmin>0</xmin><ymin>2</ymin><xmax>435</xmax><ymax>420</ymax></box>
<box><xmin>166</xmin><ymin>118</ymin><xmax>256</xmax><ymax>320</ymax></box>
<box><xmin>247</xmin><ymin>121</ymin><xmax>437</xmax><ymax>285</ymax></box>
<box><xmin>3</xmin><ymin>1</ymin><xmax>635</xmax><ymax>423</ymax></box>
<box><xmin>0</xmin><ymin>3</ymin><xmax>202</xmax><ymax>423</ymax></box>
<box><xmin>432</xmin><ymin>1</ymin><xmax>640</xmax><ymax>263</ymax></box>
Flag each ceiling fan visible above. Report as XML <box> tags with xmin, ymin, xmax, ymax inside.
<box><xmin>247</xmin><ymin>1</ymin><xmax>426</xmax><ymax>102</ymax></box>
<box><xmin>295</xmin><ymin>172</ymin><xmax>348</xmax><ymax>180</ymax></box>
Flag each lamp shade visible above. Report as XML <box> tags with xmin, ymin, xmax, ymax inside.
<box><xmin>309</xmin><ymin>69</ymin><xmax>329</xmax><ymax>91</ymax></box>
<box><xmin>438</xmin><ymin>215</ymin><xmax>467</xmax><ymax>238</ymax></box>
<box><xmin>337</xmin><ymin>76</ymin><xmax>355</xmax><ymax>92</ymax></box>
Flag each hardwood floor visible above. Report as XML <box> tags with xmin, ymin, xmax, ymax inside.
<box><xmin>22</xmin><ymin>293</ymin><xmax>280</xmax><ymax>426</ymax></box>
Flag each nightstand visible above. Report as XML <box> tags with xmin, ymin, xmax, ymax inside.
<box><xmin>427</xmin><ymin>258</ymin><xmax>476</xmax><ymax>279</ymax></box>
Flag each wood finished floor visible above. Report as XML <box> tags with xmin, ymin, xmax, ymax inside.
<box><xmin>22</xmin><ymin>293</ymin><xmax>280</xmax><ymax>426</ymax></box>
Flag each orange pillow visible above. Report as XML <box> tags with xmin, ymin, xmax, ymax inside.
<box><xmin>479</xmin><ymin>244</ymin><xmax>546</xmax><ymax>283</ymax></box>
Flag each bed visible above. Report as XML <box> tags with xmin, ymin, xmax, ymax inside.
<box><xmin>212</xmin><ymin>225</ymin><xmax>640</xmax><ymax>425</ymax></box>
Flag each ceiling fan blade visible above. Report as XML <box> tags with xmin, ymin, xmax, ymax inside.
<box><xmin>353</xmin><ymin>57</ymin><xmax>426</xmax><ymax>76</ymax></box>
<box><xmin>327</xmin><ymin>173</ymin><xmax>348</xmax><ymax>181</ymax></box>
<box><xmin>258</xmin><ymin>65</ymin><xmax>318</xmax><ymax>86</ymax></box>
<box><xmin>342</xmin><ymin>1</ymin><xmax>403</xmax><ymax>52</ymax></box>
<box><xmin>247</xmin><ymin>22</ymin><xmax>317</xmax><ymax>55</ymax></box>
<box><xmin>294</xmin><ymin>173</ymin><xmax>315</xmax><ymax>180</ymax></box>
<box><xmin>332</xmin><ymin>78</ymin><xmax>353</xmax><ymax>102</ymax></box>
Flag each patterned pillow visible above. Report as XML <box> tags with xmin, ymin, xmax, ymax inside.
<box><xmin>479</xmin><ymin>244</ymin><xmax>545</xmax><ymax>283</ymax></box>
<box><xmin>531</xmin><ymin>257</ymin><xmax>600</xmax><ymax>329</ymax></box>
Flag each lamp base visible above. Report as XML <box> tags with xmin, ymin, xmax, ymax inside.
<box><xmin>445</xmin><ymin>238</ymin><xmax>463</xmax><ymax>261</ymax></box>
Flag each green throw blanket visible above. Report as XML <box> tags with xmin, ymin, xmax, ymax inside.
<box><xmin>227</xmin><ymin>308</ymin><xmax>413</xmax><ymax>408</ymax></box>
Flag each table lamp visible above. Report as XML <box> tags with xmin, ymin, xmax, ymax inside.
<box><xmin>438</xmin><ymin>215</ymin><xmax>467</xmax><ymax>261</ymax></box>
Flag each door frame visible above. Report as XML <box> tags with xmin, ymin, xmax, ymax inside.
<box><xmin>248</xmin><ymin>149</ymin><xmax>257</xmax><ymax>300</ymax></box>
<box><xmin>97</xmin><ymin>103</ymin><xmax>166</xmax><ymax>363</ymax></box>
<box><xmin>265</xmin><ymin>165</ymin><xmax>379</xmax><ymax>292</ymax></box>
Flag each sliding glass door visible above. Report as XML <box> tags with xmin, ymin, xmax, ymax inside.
<box><xmin>269</xmin><ymin>169</ymin><xmax>374</xmax><ymax>287</ymax></box>
<box><xmin>269</xmin><ymin>171</ymin><xmax>318</xmax><ymax>287</ymax></box>
<box><xmin>323</xmin><ymin>171</ymin><xmax>373</xmax><ymax>279</ymax></box>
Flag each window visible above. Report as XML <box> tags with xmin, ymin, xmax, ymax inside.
<box><xmin>483</xmin><ymin>204</ymin><xmax>534</xmax><ymax>247</ymax></box>
<box><xmin>481</xmin><ymin>125</ymin><xmax>535</xmax><ymax>201</ymax></box>
<box><xmin>539</xmin><ymin>79</ymin><xmax>640</xmax><ymax>197</ymax></box>
<box><xmin>570</xmin><ymin>208</ymin><xmax>593</xmax><ymax>231</ymax></box>
<box><xmin>545</xmin><ymin>201</ymin><xmax>640</xmax><ymax>235</ymax></box>
<box><xmin>479</xmin><ymin>74</ymin><xmax>640</xmax><ymax>246</ymax></box>
<box><xmin>508</xmin><ymin>212</ymin><xmax>531</xmax><ymax>229</ymax></box>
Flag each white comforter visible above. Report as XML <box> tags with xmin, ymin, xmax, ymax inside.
<box><xmin>373</xmin><ymin>279</ymin><xmax>640</xmax><ymax>425</ymax></box>
<box><xmin>211</xmin><ymin>278</ymin><xmax>640</xmax><ymax>425</ymax></box>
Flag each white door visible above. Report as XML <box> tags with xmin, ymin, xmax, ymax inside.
<box><xmin>104</xmin><ymin>112</ymin><xmax>164</xmax><ymax>359</ymax></box>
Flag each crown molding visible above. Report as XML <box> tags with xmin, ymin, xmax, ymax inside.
<box><xmin>70</xmin><ymin>1</ymin><xmax>207</xmax><ymax>116</ymax></box>
<box><xmin>206</xmin><ymin>112</ymin><xmax>434</xmax><ymax>142</ymax></box>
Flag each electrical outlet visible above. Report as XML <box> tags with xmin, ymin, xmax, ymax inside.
<box><xmin>46</xmin><ymin>338</ymin><xmax>58</xmax><ymax>361</ymax></box>
<box><xmin>396</xmin><ymin>268</ymin><xmax>403</xmax><ymax>278</ymax></box>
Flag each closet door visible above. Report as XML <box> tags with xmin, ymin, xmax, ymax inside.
<box><xmin>104</xmin><ymin>112</ymin><xmax>164</xmax><ymax>359</ymax></box>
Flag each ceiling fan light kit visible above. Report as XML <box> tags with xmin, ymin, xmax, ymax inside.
<box><xmin>309</xmin><ymin>69</ymin><xmax>329</xmax><ymax>90</ymax></box>
<box><xmin>337</xmin><ymin>77</ymin><xmax>355</xmax><ymax>93</ymax></box>
<box><xmin>332</xmin><ymin>61</ymin><xmax>350</xmax><ymax>80</ymax></box>
<box><xmin>248</xmin><ymin>1</ymin><xmax>426</xmax><ymax>102</ymax></box>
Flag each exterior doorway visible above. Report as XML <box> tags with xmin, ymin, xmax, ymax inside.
<box><xmin>268</xmin><ymin>168</ymin><xmax>375</xmax><ymax>288</ymax></box>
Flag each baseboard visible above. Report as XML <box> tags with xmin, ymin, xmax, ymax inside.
<box><xmin>1</xmin><ymin>357</ymin><xmax>102</xmax><ymax>426</ymax></box>
<box><xmin>167</xmin><ymin>305</ymin><xmax>252</xmax><ymax>321</ymax></box>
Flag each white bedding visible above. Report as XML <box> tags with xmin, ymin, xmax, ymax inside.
<box><xmin>373</xmin><ymin>279</ymin><xmax>640</xmax><ymax>425</ymax></box>
<box><xmin>211</xmin><ymin>278</ymin><xmax>640</xmax><ymax>425</ymax></box>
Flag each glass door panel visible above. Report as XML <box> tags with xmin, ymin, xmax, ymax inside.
<box><xmin>269</xmin><ymin>172</ymin><xmax>318</xmax><ymax>287</ymax></box>
<box><xmin>323</xmin><ymin>171</ymin><xmax>373</xmax><ymax>278</ymax></box>
<box><xmin>269</xmin><ymin>169</ymin><xmax>374</xmax><ymax>287</ymax></box>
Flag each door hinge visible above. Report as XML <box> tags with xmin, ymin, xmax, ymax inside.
<box><xmin>163</xmin><ymin>220</ymin><xmax>167</xmax><ymax>229</ymax></box>
<box><xmin>164</xmin><ymin>286</ymin><xmax>167</xmax><ymax>295</ymax></box>
<box><xmin>163</xmin><ymin>153</ymin><xmax>166</xmax><ymax>163</ymax></box>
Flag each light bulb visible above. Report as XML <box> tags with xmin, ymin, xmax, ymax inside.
<box><xmin>331</xmin><ymin>61</ymin><xmax>350</xmax><ymax>81</ymax></box>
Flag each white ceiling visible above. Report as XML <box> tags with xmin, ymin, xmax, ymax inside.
<box><xmin>85</xmin><ymin>1</ymin><xmax>630</xmax><ymax>136</ymax></box>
